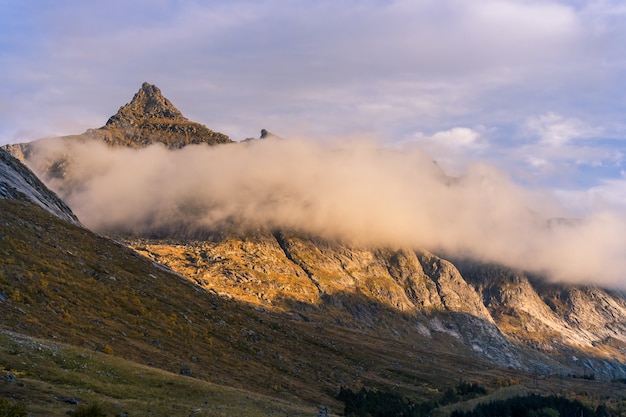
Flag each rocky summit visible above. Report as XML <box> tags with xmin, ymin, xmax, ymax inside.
<box><xmin>3</xmin><ymin>82</ymin><xmax>232</xmax><ymax>160</ymax></box>
<box><xmin>85</xmin><ymin>82</ymin><xmax>233</xmax><ymax>148</ymax></box>
<box><xmin>105</xmin><ymin>82</ymin><xmax>187</xmax><ymax>128</ymax></box>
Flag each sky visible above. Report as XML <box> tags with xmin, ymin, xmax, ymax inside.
<box><xmin>2</xmin><ymin>0</ymin><xmax>626</xmax><ymax>207</ymax></box>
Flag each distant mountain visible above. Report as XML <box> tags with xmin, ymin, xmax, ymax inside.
<box><xmin>92</xmin><ymin>82</ymin><xmax>232</xmax><ymax>148</ymax></box>
<box><xmin>4</xmin><ymin>82</ymin><xmax>231</xmax><ymax>161</ymax></box>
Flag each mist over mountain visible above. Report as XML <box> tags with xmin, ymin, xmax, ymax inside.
<box><xmin>13</xmin><ymin>116</ymin><xmax>626</xmax><ymax>288</ymax></box>
<box><xmin>7</xmin><ymin>83</ymin><xmax>626</xmax><ymax>289</ymax></box>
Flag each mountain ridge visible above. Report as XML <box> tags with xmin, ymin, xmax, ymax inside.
<box><xmin>2</xmin><ymin>83</ymin><xmax>626</xmax><ymax>414</ymax></box>
<box><xmin>125</xmin><ymin>233</ymin><xmax>626</xmax><ymax>379</ymax></box>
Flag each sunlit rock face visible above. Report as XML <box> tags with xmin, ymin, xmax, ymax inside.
<box><xmin>97</xmin><ymin>82</ymin><xmax>232</xmax><ymax>148</ymax></box>
<box><xmin>126</xmin><ymin>232</ymin><xmax>626</xmax><ymax>378</ymax></box>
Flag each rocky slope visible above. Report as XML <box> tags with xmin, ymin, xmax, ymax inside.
<box><xmin>458</xmin><ymin>262</ymin><xmax>626</xmax><ymax>376</ymax></box>
<box><xmin>0</xmin><ymin>148</ymin><xmax>80</xmax><ymax>225</ymax></box>
<box><xmin>125</xmin><ymin>234</ymin><xmax>626</xmax><ymax>379</ymax></box>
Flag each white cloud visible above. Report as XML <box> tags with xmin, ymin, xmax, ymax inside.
<box><xmin>509</xmin><ymin>112</ymin><xmax>623</xmax><ymax>182</ymax></box>
<box><xmin>524</xmin><ymin>112</ymin><xmax>600</xmax><ymax>146</ymax></box>
<box><xmin>23</xmin><ymin>136</ymin><xmax>626</xmax><ymax>288</ymax></box>
<box><xmin>403</xmin><ymin>127</ymin><xmax>484</xmax><ymax>174</ymax></box>
<box><xmin>409</xmin><ymin>127</ymin><xmax>483</xmax><ymax>151</ymax></box>
<box><xmin>559</xmin><ymin>174</ymin><xmax>626</xmax><ymax>210</ymax></box>
<box><xmin>431</xmin><ymin>127</ymin><xmax>481</xmax><ymax>146</ymax></box>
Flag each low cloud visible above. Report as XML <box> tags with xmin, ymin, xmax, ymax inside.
<box><xmin>403</xmin><ymin>127</ymin><xmax>486</xmax><ymax>175</ymax></box>
<box><xmin>524</xmin><ymin>112</ymin><xmax>600</xmax><ymax>146</ymax></box>
<box><xmin>557</xmin><ymin>175</ymin><xmax>626</xmax><ymax>211</ymax></box>
<box><xmin>25</xmin><ymin>136</ymin><xmax>626</xmax><ymax>289</ymax></box>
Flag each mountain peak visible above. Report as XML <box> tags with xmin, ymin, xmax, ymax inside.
<box><xmin>84</xmin><ymin>82</ymin><xmax>233</xmax><ymax>148</ymax></box>
<box><xmin>105</xmin><ymin>82</ymin><xmax>187</xmax><ymax>128</ymax></box>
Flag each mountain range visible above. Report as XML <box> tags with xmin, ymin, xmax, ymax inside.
<box><xmin>2</xmin><ymin>83</ymin><xmax>626</xmax><ymax>416</ymax></box>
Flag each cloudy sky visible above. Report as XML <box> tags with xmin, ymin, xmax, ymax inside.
<box><xmin>1</xmin><ymin>0</ymin><xmax>626</xmax><ymax>207</ymax></box>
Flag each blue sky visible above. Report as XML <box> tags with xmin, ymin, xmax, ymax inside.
<box><xmin>2</xmin><ymin>0</ymin><xmax>626</xmax><ymax>208</ymax></box>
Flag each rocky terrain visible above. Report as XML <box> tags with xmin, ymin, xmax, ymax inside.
<box><xmin>0</xmin><ymin>148</ymin><xmax>80</xmax><ymax>225</ymax></box>
<box><xmin>125</xmin><ymin>233</ymin><xmax>626</xmax><ymax>379</ymax></box>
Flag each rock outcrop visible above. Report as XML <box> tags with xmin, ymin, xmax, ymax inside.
<box><xmin>88</xmin><ymin>82</ymin><xmax>232</xmax><ymax>148</ymax></box>
<box><xmin>0</xmin><ymin>148</ymin><xmax>80</xmax><ymax>225</ymax></box>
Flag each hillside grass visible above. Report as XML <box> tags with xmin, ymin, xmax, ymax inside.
<box><xmin>0</xmin><ymin>330</ymin><xmax>321</xmax><ymax>417</ymax></box>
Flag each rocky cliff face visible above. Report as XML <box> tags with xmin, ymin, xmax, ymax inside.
<box><xmin>125</xmin><ymin>232</ymin><xmax>626</xmax><ymax>378</ymax></box>
<box><xmin>0</xmin><ymin>148</ymin><xmax>80</xmax><ymax>225</ymax></box>
<box><xmin>457</xmin><ymin>262</ymin><xmax>626</xmax><ymax>376</ymax></box>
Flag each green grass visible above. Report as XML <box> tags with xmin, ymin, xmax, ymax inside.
<box><xmin>0</xmin><ymin>331</ymin><xmax>321</xmax><ymax>417</ymax></box>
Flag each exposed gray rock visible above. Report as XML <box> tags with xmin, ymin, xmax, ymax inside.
<box><xmin>0</xmin><ymin>148</ymin><xmax>81</xmax><ymax>225</ymax></box>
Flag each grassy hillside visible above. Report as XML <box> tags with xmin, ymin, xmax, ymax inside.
<box><xmin>0</xmin><ymin>198</ymin><xmax>478</xmax><ymax>408</ymax></box>
<box><xmin>0</xmin><ymin>330</ymin><xmax>320</xmax><ymax>416</ymax></box>
<box><xmin>2</xmin><ymin>198</ymin><xmax>625</xmax><ymax>415</ymax></box>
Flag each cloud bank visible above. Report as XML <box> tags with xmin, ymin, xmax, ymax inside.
<box><xmin>25</xmin><ymin>137</ymin><xmax>626</xmax><ymax>289</ymax></box>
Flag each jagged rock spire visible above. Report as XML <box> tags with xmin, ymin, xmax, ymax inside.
<box><xmin>105</xmin><ymin>82</ymin><xmax>187</xmax><ymax>129</ymax></box>
<box><xmin>83</xmin><ymin>82</ymin><xmax>233</xmax><ymax>148</ymax></box>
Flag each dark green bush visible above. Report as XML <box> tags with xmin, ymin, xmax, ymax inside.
<box><xmin>69</xmin><ymin>403</ymin><xmax>107</xmax><ymax>417</ymax></box>
<box><xmin>0</xmin><ymin>398</ymin><xmax>27</xmax><ymax>417</ymax></box>
<box><xmin>337</xmin><ymin>386</ymin><xmax>436</xmax><ymax>417</ymax></box>
<box><xmin>450</xmin><ymin>394</ymin><xmax>596</xmax><ymax>417</ymax></box>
